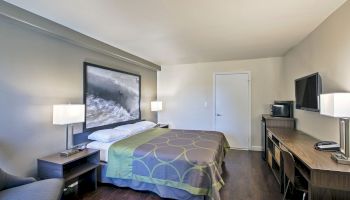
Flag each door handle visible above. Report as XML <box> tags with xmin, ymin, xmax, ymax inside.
<box><xmin>216</xmin><ymin>114</ymin><xmax>222</xmax><ymax>116</ymax></box>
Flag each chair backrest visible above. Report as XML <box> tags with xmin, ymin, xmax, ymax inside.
<box><xmin>0</xmin><ymin>168</ymin><xmax>36</xmax><ymax>191</ymax></box>
<box><xmin>281</xmin><ymin>148</ymin><xmax>295</xmax><ymax>184</ymax></box>
<box><xmin>0</xmin><ymin>168</ymin><xmax>7</xmax><ymax>191</ymax></box>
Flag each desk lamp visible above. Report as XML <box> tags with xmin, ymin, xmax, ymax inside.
<box><xmin>320</xmin><ymin>93</ymin><xmax>350</xmax><ymax>164</ymax></box>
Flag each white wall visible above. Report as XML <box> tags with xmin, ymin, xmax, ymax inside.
<box><xmin>280</xmin><ymin>1</ymin><xmax>350</xmax><ymax>141</ymax></box>
<box><xmin>158</xmin><ymin>57</ymin><xmax>283</xmax><ymax>149</ymax></box>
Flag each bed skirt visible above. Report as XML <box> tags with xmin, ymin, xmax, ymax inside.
<box><xmin>98</xmin><ymin>162</ymin><xmax>206</xmax><ymax>200</ymax></box>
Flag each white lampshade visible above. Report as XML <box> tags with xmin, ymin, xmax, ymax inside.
<box><xmin>151</xmin><ymin>101</ymin><xmax>163</xmax><ymax>112</ymax></box>
<box><xmin>320</xmin><ymin>93</ymin><xmax>350</xmax><ymax>118</ymax></box>
<box><xmin>53</xmin><ymin>104</ymin><xmax>85</xmax><ymax>125</ymax></box>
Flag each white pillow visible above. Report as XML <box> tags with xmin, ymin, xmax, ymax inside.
<box><xmin>134</xmin><ymin>121</ymin><xmax>157</xmax><ymax>129</ymax></box>
<box><xmin>114</xmin><ymin>123</ymin><xmax>144</xmax><ymax>134</ymax></box>
<box><xmin>88</xmin><ymin>129</ymin><xmax>131</xmax><ymax>143</ymax></box>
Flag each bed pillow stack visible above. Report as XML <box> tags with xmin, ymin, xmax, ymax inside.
<box><xmin>113</xmin><ymin>123</ymin><xmax>144</xmax><ymax>134</ymax></box>
<box><xmin>88</xmin><ymin>121</ymin><xmax>157</xmax><ymax>143</ymax></box>
<box><xmin>134</xmin><ymin>121</ymin><xmax>157</xmax><ymax>129</ymax></box>
<box><xmin>114</xmin><ymin>121</ymin><xmax>156</xmax><ymax>134</ymax></box>
<box><xmin>87</xmin><ymin>129</ymin><xmax>132</xmax><ymax>143</ymax></box>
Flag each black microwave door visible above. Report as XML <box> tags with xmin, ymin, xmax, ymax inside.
<box><xmin>272</xmin><ymin>105</ymin><xmax>290</xmax><ymax>117</ymax></box>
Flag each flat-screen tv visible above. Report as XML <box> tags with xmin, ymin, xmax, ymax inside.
<box><xmin>295</xmin><ymin>73</ymin><xmax>322</xmax><ymax>112</ymax></box>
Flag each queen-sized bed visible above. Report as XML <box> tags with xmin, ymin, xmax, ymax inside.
<box><xmin>80</xmin><ymin>63</ymin><xmax>229</xmax><ymax>199</ymax></box>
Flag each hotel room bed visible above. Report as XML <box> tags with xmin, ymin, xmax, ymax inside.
<box><xmin>81</xmin><ymin>64</ymin><xmax>228</xmax><ymax>199</ymax></box>
<box><xmin>86</xmin><ymin>127</ymin><xmax>229</xmax><ymax>200</ymax></box>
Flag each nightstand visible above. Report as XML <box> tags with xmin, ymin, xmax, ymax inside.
<box><xmin>37</xmin><ymin>149</ymin><xmax>99</xmax><ymax>195</ymax></box>
<box><xmin>158</xmin><ymin>124</ymin><xmax>169</xmax><ymax>128</ymax></box>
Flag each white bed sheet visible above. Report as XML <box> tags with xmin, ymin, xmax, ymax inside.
<box><xmin>87</xmin><ymin>127</ymin><xmax>154</xmax><ymax>162</ymax></box>
<box><xmin>87</xmin><ymin>140</ymin><xmax>115</xmax><ymax>162</ymax></box>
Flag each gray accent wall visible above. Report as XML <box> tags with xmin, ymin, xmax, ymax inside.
<box><xmin>0</xmin><ymin>15</ymin><xmax>157</xmax><ymax>176</ymax></box>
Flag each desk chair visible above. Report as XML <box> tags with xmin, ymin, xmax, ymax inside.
<box><xmin>281</xmin><ymin>148</ymin><xmax>308</xmax><ymax>200</ymax></box>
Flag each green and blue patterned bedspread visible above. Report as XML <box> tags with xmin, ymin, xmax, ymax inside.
<box><xmin>106</xmin><ymin>128</ymin><xmax>229</xmax><ymax>200</ymax></box>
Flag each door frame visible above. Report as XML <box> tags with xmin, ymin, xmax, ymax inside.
<box><xmin>213</xmin><ymin>71</ymin><xmax>252</xmax><ymax>150</ymax></box>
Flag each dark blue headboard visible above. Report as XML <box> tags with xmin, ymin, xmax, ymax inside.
<box><xmin>73</xmin><ymin>131</ymin><xmax>92</xmax><ymax>146</ymax></box>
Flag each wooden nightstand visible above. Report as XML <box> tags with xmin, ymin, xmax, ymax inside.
<box><xmin>158</xmin><ymin>124</ymin><xmax>169</xmax><ymax>128</ymax></box>
<box><xmin>37</xmin><ymin>149</ymin><xmax>100</xmax><ymax>195</ymax></box>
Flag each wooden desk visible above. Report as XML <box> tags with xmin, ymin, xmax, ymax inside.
<box><xmin>267</xmin><ymin>128</ymin><xmax>350</xmax><ymax>199</ymax></box>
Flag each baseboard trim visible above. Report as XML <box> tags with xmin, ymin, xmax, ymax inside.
<box><xmin>250</xmin><ymin>146</ymin><xmax>263</xmax><ymax>151</ymax></box>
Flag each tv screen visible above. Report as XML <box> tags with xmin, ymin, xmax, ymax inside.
<box><xmin>295</xmin><ymin>73</ymin><xmax>322</xmax><ymax>112</ymax></box>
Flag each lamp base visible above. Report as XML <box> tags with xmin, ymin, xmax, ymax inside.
<box><xmin>60</xmin><ymin>149</ymin><xmax>80</xmax><ymax>157</ymax></box>
<box><xmin>331</xmin><ymin>152</ymin><xmax>350</xmax><ymax>165</ymax></box>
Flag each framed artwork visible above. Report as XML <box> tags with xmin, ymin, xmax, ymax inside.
<box><xmin>83</xmin><ymin>62</ymin><xmax>141</xmax><ymax>131</ymax></box>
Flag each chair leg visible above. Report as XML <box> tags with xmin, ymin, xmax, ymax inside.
<box><xmin>283</xmin><ymin>180</ymin><xmax>290</xmax><ymax>200</ymax></box>
<box><xmin>302</xmin><ymin>192</ymin><xmax>306</xmax><ymax>200</ymax></box>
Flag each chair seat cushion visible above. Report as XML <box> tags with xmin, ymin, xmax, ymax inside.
<box><xmin>0</xmin><ymin>179</ymin><xmax>64</xmax><ymax>200</ymax></box>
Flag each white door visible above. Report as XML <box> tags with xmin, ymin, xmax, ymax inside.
<box><xmin>214</xmin><ymin>73</ymin><xmax>250</xmax><ymax>149</ymax></box>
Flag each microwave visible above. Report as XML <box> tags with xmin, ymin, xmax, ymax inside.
<box><xmin>271</xmin><ymin>101</ymin><xmax>293</xmax><ymax>118</ymax></box>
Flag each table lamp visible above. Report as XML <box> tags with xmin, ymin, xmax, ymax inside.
<box><xmin>151</xmin><ymin>101</ymin><xmax>163</xmax><ymax>126</ymax></box>
<box><xmin>53</xmin><ymin>104</ymin><xmax>85</xmax><ymax>157</ymax></box>
<box><xmin>320</xmin><ymin>93</ymin><xmax>350</xmax><ymax>165</ymax></box>
<box><xmin>151</xmin><ymin>101</ymin><xmax>163</xmax><ymax>112</ymax></box>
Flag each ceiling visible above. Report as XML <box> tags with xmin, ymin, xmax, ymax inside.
<box><xmin>4</xmin><ymin>0</ymin><xmax>346</xmax><ymax>65</ymax></box>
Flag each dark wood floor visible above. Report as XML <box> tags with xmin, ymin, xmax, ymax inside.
<box><xmin>73</xmin><ymin>150</ymin><xmax>282</xmax><ymax>200</ymax></box>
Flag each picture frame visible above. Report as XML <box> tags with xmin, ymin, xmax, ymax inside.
<box><xmin>83</xmin><ymin>62</ymin><xmax>141</xmax><ymax>132</ymax></box>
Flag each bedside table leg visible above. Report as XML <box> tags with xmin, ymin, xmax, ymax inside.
<box><xmin>78</xmin><ymin>169</ymin><xmax>98</xmax><ymax>193</ymax></box>
<box><xmin>92</xmin><ymin>168</ymin><xmax>97</xmax><ymax>190</ymax></box>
